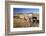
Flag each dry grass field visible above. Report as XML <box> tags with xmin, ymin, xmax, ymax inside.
<box><xmin>13</xmin><ymin>14</ymin><xmax>32</xmax><ymax>28</ymax></box>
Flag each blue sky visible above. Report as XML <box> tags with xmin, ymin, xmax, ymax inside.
<box><xmin>13</xmin><ymin>8</ymin><xmax>39</xmax><ymax>15</ymax></box>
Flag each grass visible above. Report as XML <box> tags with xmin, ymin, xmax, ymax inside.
<box><xmin>13</xmin><ymin>16</ymin><xmax>32</xmax><ymax>27</ymax></box>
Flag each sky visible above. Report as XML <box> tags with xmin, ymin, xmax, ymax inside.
<box><xmin>13</xmin><ymin>8</ymin><xmax>39</xmax><ymax>15</ymax></box>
